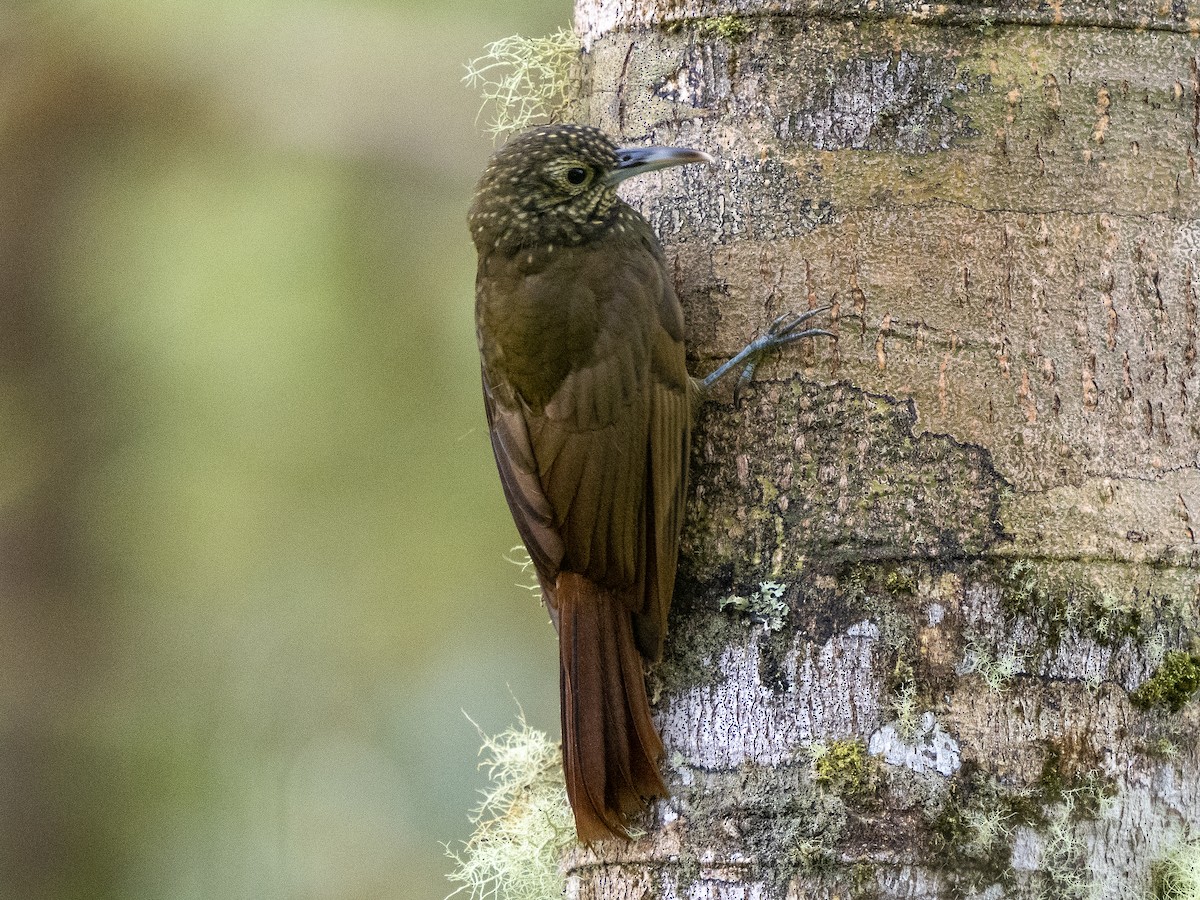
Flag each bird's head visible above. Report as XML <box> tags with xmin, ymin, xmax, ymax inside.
<box><xmin>468</xmin><ymin>124</ymin><xmax>712</xmax><ymax>254</ymax></box>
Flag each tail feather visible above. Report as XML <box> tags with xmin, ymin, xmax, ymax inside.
<box><xmin>557</xmin><ymin>572</ymin><xmax>667</xmax><ymax>843</ymax></box>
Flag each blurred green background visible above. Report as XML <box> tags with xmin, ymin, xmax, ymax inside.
<box><xmin>0</xmin><ymin>1</ymin><xmax>568</xmax><ymax>897</ymax></box>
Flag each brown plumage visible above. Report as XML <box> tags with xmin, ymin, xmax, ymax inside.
<box><xmin>469</xmin><ymin>124</ymin><xmax>708</xmax><ymax>841</ymax></box>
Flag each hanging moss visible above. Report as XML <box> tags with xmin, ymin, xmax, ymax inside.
<box><xmin>1150</xmin><ymin>841</ymin><xmax>1200</xmax><ymax>900</ymax></box>
<box><xmin>445</xmin><ymin>715</ymin><xmax>574</xmax><ymax>900</ymax></box>
<box><xmin>462</xmin><ymin>29</ymin><xmax>580</xmax><ymax>139</ymax></box>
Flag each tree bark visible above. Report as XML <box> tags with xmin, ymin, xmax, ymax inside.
<box><xmin>568</xmin><ymin>1</ymin><xmax>1200</xmax><ymax>897</ymax></box>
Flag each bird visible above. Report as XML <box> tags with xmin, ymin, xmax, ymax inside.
<box><xmin>468</xmin><ymin>124</ymin><xmax>830</xmax><ymax>842</ymax></box>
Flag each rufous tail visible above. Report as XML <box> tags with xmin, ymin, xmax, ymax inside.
<box><xmin>556</xmin><ymin>572</ymin><xmax>667</xmax><ymax>843</ymax></box>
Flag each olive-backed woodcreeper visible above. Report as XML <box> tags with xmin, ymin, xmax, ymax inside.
<box><xmin>469</xmin><ymin>124</ymin><xmax>829</xmax><ymax>842</ymax></box>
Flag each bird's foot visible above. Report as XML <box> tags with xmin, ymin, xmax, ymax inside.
<box><xmin>701</xmin><ymin>307</ymin><xmax>834</xmax><ymax>407</ymax></box>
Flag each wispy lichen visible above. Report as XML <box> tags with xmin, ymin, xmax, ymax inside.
<box><xmin>504</xmin><ymin>544</ymin><xmax>542</xmax><ymax>602</ymax></box>
<box><xmin>890</xmin><ymin>674</ymin><xmax>922</xmax><ymax>739</ymax></box>
<box><xmin>1033</xmin><ymin>782</ymin><xmax>1111</xmax><ymax>900</ymax></box>
<box><xmin>1152</xmin><ymin>841</ymin><xmax>1200</xmax><ymax>900</ymax></box>
<box><xmin>1026</xmin><ymin>764</ymin><xmax>1114</xmax><ymax>900</ymax></box>
<box><xmin>928</xmin><ymin>756</ymin><xmax>1112</xmax><ymax>898</ymax></box>
<box><xmin>1138</xmin><ymin>733</ymin><xmax>1182</xmax><ymax>760</ymax></box>
<box><xmin>960</xmin><ymin>634</ymin><xmax>1025</xmax><ymax>693</ymax></box>
<box><xmin>1034</xmin><ymin>811</ymin><xmax>1091</xmax><ymax>900</ymax></box>
<box><xmin>445</xmin><ymin>714</ymin><xmax>573</xmax><ymax>900</ymax></box>
<box><xmin>962</xmin><ymin>804</ymin><xmax>1015</xmax><ymax>858</ymax></box>
<box><xmin>930</xmin><ymin>771</ymin><xmax>1034</xmax><ymax>884</ymax></box>
<box><xmin>999</xmin><ymin>560</ymin><xmax>1148</xmax><ymax>648</ymax></box>
<box><xmin>463</xmin><ymin>29</ymin><xmax>580</xmax><ymax>140</ymax></box>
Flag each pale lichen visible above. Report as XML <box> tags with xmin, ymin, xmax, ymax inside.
<box><xmin>869</xmin><ymin>711</ymin><xmax>962</xmax><ymax>777</ymax></box>
<box><xmin>682</xmin><ymin>763</ymin><xmax>847</xmax><ymax>891</ymax></box>
<box><xmin>1152</xmin><ymin>841</ymin><xmax>1200</xmax><ymax>900</ymax></box>
<box><xmin>720</xmin><ymin>580</ymin><xmax>789</xmax><ymax>633</ymax></box>
<box><xmin>504</xmin><ymin>544</ymin><xmax>542</xmax><ymax>602</ymax></box>
<box><xmin>998</xmin><ymin>559</ymin><xmax>1150</xmax><ymax>649</ymax></box>
<box><xmin>463</xmin><ymin>29</ymin><xmax>580</xmax><ymax>140</ymax></box>
<box><xmin>927</xmin><ymin>756</ymin><xmax>1113</xmax><ymax>897</ymax></box>
<box><xmin>960</xmin><ymin>634</ymin><xmax>1025</xmax><ymax>694</ymax></box>
<box><xmin>890</xmin><ymin>675</ymin><xmax>922</xmax><ymax>739</ymax></box>
<box><xmin>1033</xmin><ymin>806</ymin><xmax>1093</xmax><ymax>900</ymax></box>
<box><xmin>1029</xmin><ymin>765</ymin><xmax>1115</xmax><ymax>899</ymax></box>
<box><xmin>445</xmin><ymin>713</ymin><xmax>573</xmax><ymax>900</ymax></box>
<box><xmin>929</xmin><ymin>769</ymin><xmax>1036</xmax><ymax>889</ymax></box>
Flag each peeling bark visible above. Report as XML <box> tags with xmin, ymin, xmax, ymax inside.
<box><xmin>568</xmin><ymin>0</ymin><xmax>1200</xmax><ymax>897</ymax></box>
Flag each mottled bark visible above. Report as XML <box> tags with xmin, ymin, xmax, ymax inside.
<box><xmin>569</xmin><ymin>1</ymin><xmax>1200</xmax><ymax>897</ymax></box>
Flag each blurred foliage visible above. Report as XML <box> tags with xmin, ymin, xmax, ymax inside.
<box><xmin>0</xmin><ymin>1</ymin><xmax>569</xmax><ymax>897</ymax></box>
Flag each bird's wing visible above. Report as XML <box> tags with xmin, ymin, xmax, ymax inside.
<box><xmin>481</xmin><ymin>370</ymin><xmax>565</xmax><ymax>581</ymax></box>
<box><xmin>479</xmin><ymin>236</ymin><xmax>691</xmax><ymax>658</ymax></box>
<box><xmin>633</xmin><ymin>296</ymin><xmax>692</xmax><ymax>661</ymax></box>
<box><xmin>523</xmin><ymin>239</ymin><xmax>660</xmax><ymax>594</ymax></box>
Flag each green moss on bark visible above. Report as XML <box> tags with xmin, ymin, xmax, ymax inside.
<box><xmin>1132</xmin><ymin>652</ymin><xmax>1200</xmax><ymax>713</ymax></box>
<box><xmin>812</xmin><ymin>739</ymin><xmax>880</xmax><ymax>798</ymax></box>
<box><xmin>679</xmin><ymin>763</ymin><xmax>849</xmax><ymax>894</ymax></box>
<box><xmin>697</xmin><ymin>15</ymin><xmax>753</xmax><ymax>41</ymax></box>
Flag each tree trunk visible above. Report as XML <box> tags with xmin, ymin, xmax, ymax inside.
<box><xmin>568</xmin><ymin>1</ymin><xmax>1200</xmax><ymax>897</ymax></box>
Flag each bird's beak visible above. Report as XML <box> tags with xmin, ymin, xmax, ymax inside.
<box><xmin>607</xmin><ymin>145</ymin><xmax>714</xmax><ymax>186</ymax></box>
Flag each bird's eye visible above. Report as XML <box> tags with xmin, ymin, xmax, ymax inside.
<box><xmin>566</xmin><ymin>167</ymin><xmax>588</xmax><ymax>185</ymax></box>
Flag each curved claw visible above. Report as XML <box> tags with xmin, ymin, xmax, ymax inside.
<box><xmin>768</xmin><ymin>327</ymin><xmax>836</xmax><ymax>349</ymax></box>
<box><xmin>764</xmin><ymin>313</ymin><xmax>792</xmax><ymax>335</ymax></box>
<box><xmin>775</xmin><ymin>306</ymin><xmax>831</xmax><ymax>337</ymax></box>
<box><xmin>732</xmin><ymin>360</ymin><xmax>759</xmax><ymax>409</ymax></box>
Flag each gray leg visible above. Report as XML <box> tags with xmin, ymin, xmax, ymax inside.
<box><xmin>701</xmin><ymin>307</ymin><xmax>834</xmax><ymax>406</ymax></box>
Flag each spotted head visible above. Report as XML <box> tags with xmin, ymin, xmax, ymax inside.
<box><xmin>468</xmin><ymin>124</ymin><xmax>712</xmax><ymax>254</ymax></box>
